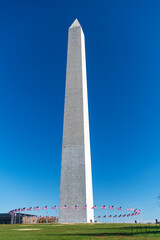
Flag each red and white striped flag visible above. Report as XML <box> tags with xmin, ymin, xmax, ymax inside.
<box><xmin>91</xmin><ymin>205</ymin><xmax>96</xmax><ymax>209</ymax></box>
<box><xmin>72</xmin><ymin>205</ymin><xmax>77</xmax><ymax>210</ymax></box>
<box><xmin>117</xmin><ymin>206</ymin><xmax>122</xmax><ymax>210</ymax></box>
<box><xmin>8</xmin><ymin>211</ymin><xmax>14</xmax><ymax>215</ymax></box>
<box><xmin>137</xmin><ymin>210</ymin><xmax>141</xmax><ymax>215</ymax></box>
<box><xmin>34</xmin><ymin>206</ymin><xmax>39</xmax><ymax>210</ymax></box>
<box><xmin>52</xmin><ymin>205</ymin><xmax>57</xmax><ymax>209</ymax></box>
<box><xmin>109</xmin><ymin>206</ymin><xmax>114</xmax><ymax>210</ymax></box>
<box><xmin>101</xmin><ymin>205</ymin><xmax>106</xmax><ymax>209</ymax></box>
<box><xmin>61</xmin><ymin>205</ymin><xmax>67</xmax><ymax>209</ymax></box>
<box><xmin>27</xmin><ymin>207</ymin><xmax>32</xmax><ymax>211</ymax></box>
<box><xmin>42</xmin><ymin>206</ymin><xmax>47</xmax><ymax>210</ymax></box>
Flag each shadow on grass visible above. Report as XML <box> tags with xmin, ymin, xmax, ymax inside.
<box><xmin>45</xmin><ymin>225</ymin><xmax>160</xmax><ymax>238</ymax></box>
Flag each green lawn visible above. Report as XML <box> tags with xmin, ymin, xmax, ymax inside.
<box><xmin>0</xmin><ymin>223</ymin><xmax>160</xmax><ymax>240</ymax></box>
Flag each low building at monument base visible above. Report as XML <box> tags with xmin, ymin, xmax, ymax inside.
<box><xmin>0</xmin><ymin>213</ymin><xmax>38</xmax><ymax>224</ymax></box>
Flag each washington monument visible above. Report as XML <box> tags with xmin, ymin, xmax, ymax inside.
<box><xmin>59</xmin><ymin>19</ymin><xmax>94</xmax><ymax>223</ymax></box>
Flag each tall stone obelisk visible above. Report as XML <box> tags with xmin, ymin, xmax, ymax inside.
<box><xmin>59</xmin><ymin>19</ymin><xmax>94</xmax><ymax>223</ymax></box>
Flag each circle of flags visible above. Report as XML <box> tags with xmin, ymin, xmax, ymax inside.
<box><xmin>8</xmin><ymin>204</ymin><xmax>141</xmax><ymax>221</ymax></box>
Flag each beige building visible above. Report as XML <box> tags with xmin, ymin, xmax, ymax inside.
<box><xmin>22</xmin><ymin>214</ymin><xmax>38</xmax><ymax>224</ymax></box>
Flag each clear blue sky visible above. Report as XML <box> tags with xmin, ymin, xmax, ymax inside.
<box><xmin>0</xmin><ymin>0</ymin><xmax>160</xmax><ymax>222</ymax></box>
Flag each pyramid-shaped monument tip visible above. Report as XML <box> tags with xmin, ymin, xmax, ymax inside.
<box><xmin>69</xmin><ymin>19</ymin><xmax>81</xmax><ymax>29</ymax></box>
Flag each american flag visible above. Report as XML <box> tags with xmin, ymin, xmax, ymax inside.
<box><xmin>91</xmin><ymin>205</ymin><xmax>96</xmax><ymax>209</ymax></box>
<box><xmin>101</xmin><ymin>205</ymin><xmax>106</xmax><ymax>209</ymax></box>
<box><xmin>126</xmin><ymin>208</ymin><xmax>129</xmax><ymax>211</ymax></box>
<box><xmin>109</xmin><ymin>206</ymin><xmax>114</xmax><ymax>209</ymax></box>
<box><xmin>137</xmin><ymin>210</ymin><xmax>141</xmax><ymax>215</ymax></box>
<box><xmin>123</xmin><ymin>214</ymin><xmax>126</xmax><ymax>217</ymax></box>
<box><xmin>97</xmin><ymin>216</ymin><xmax>100</xmax><ymax>218</ymax></box>
<box><xmin>27</xmin><ymin>207</ymin><xmax>32</xmax><ymax>211</ymax></box>
<box><xmin>34</xmin><ymin>206</ymin><xmax>39</xmax><ymax>210</ymax></box>
<box><xmin>131</xmin><ymin>213</ymin><xmax>134</xmax><ymax>216</ymax></box>
<box><xmin>61</xmin><ymin>205</ymin><xmax>67</xmax><ymax>209</ymax></box>
<box><xmin>16</xmin><ymin>208</ymin><xmax>20</xmax><ymax>212</ymax></box>
<box><xmin>113</xmin><ymin>215</ymin><xmax>117</xmax><ymax>218</ymax></box>
<box><xmin>108</xmin><ymin>215</ymin><xmax>112</xmax><ymax>218</ymax></box>
<box><xmin>21</xmin><ymin>208</ymin><xmax>25</xmax><ymax>212</ymax></box>
<box><xmin>52</xmin><ymin>205</ymin><xmax>57</xmax><ymax>209</ymax></box>
<box><xmin>117</xmin><ymin>206</ymin><xmax>122</xmax><ymax>210</ymax></box>
<box><xmin>134</xmin><ymin>209</ymin><xmax>138</xmax><ymax>212</ymax></box>
<box><xmin>82</xmin><ymin>205</ymin><xmax>87</xmax><ymax>209</ymax></box>
<box><xmin>118</xmin><ymin>214</ymin><xmax>122</xmax><ymax>217</ymax></box>
<box><xmin>72</xmin><ymin>205</ymin><xmax>77</xmax><ymax>210</ymax></box>
<box><xmin>127</xmin><ymin>214</ymin><xmax>130</xmax><ymax>217</ymax></box>
<box><xmin>8</xmin><ymin>211</ymin><xmax>14</xmax><ymax>215</ymax></box>
<box><xmin>130</xmin><ymin>208</ymin><xmax>134</xmax><ymax>211</ymax></box>
<box><xmin>135</xmin><ymin>211</ymin><xmax>141</xmax><ymax>215</ymax></box>
<box><xmin>103</xmin><ymin>215</ymin><xmax>106</xmax><ymax>218</ymax></box>
<box><xmin>42</xmin><ymin>206</ymin><xmax>47</xmax><ymax>210</ymax></box>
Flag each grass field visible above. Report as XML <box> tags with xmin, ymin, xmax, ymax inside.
<box><xmin>0</xmin><ymin>223</ymin><xmax>160</xmax><ymax>240</ymax></box>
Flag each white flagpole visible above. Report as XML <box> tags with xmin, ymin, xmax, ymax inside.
<box><xmin>56</xmin><ymin>207</ymin><xmax>57</xmax><ymax>222</ymax></box>
<box><xmin>24</xmin><ymin>210</ymin><xmax>26</xmax><ymax>224</ymax></box>
<box><xmin>38</xmin><ymin>208</ymin><xmax>40</xmax><ymax>224</ymax></box>
<box><xmin>113</xmin><ymin>208</ymin><xmax>115</xmax><ymax>223</ymax></box>
<box><xmin>140</xmin><ymin>211</ymin><xmax>142</xmax><ymax>223</ymax></box>
<box><xmin>106</xmin><ymin>208</ymin><xmax>107</xmax><ymax>223</ymax></box>
<box><xmin>65</xmin><ymin>206</ymin><xmax>67</xmax><ymax>222</ymax></box>
<box><xmin>76</xmin><ymin>206</ymin><xmax>77</xmax><ymax>223</ymax></box>
<box><xmin>47</xmin><ymin>208</ymin><xmax>48</xmax><ymax>223</ymax></box>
